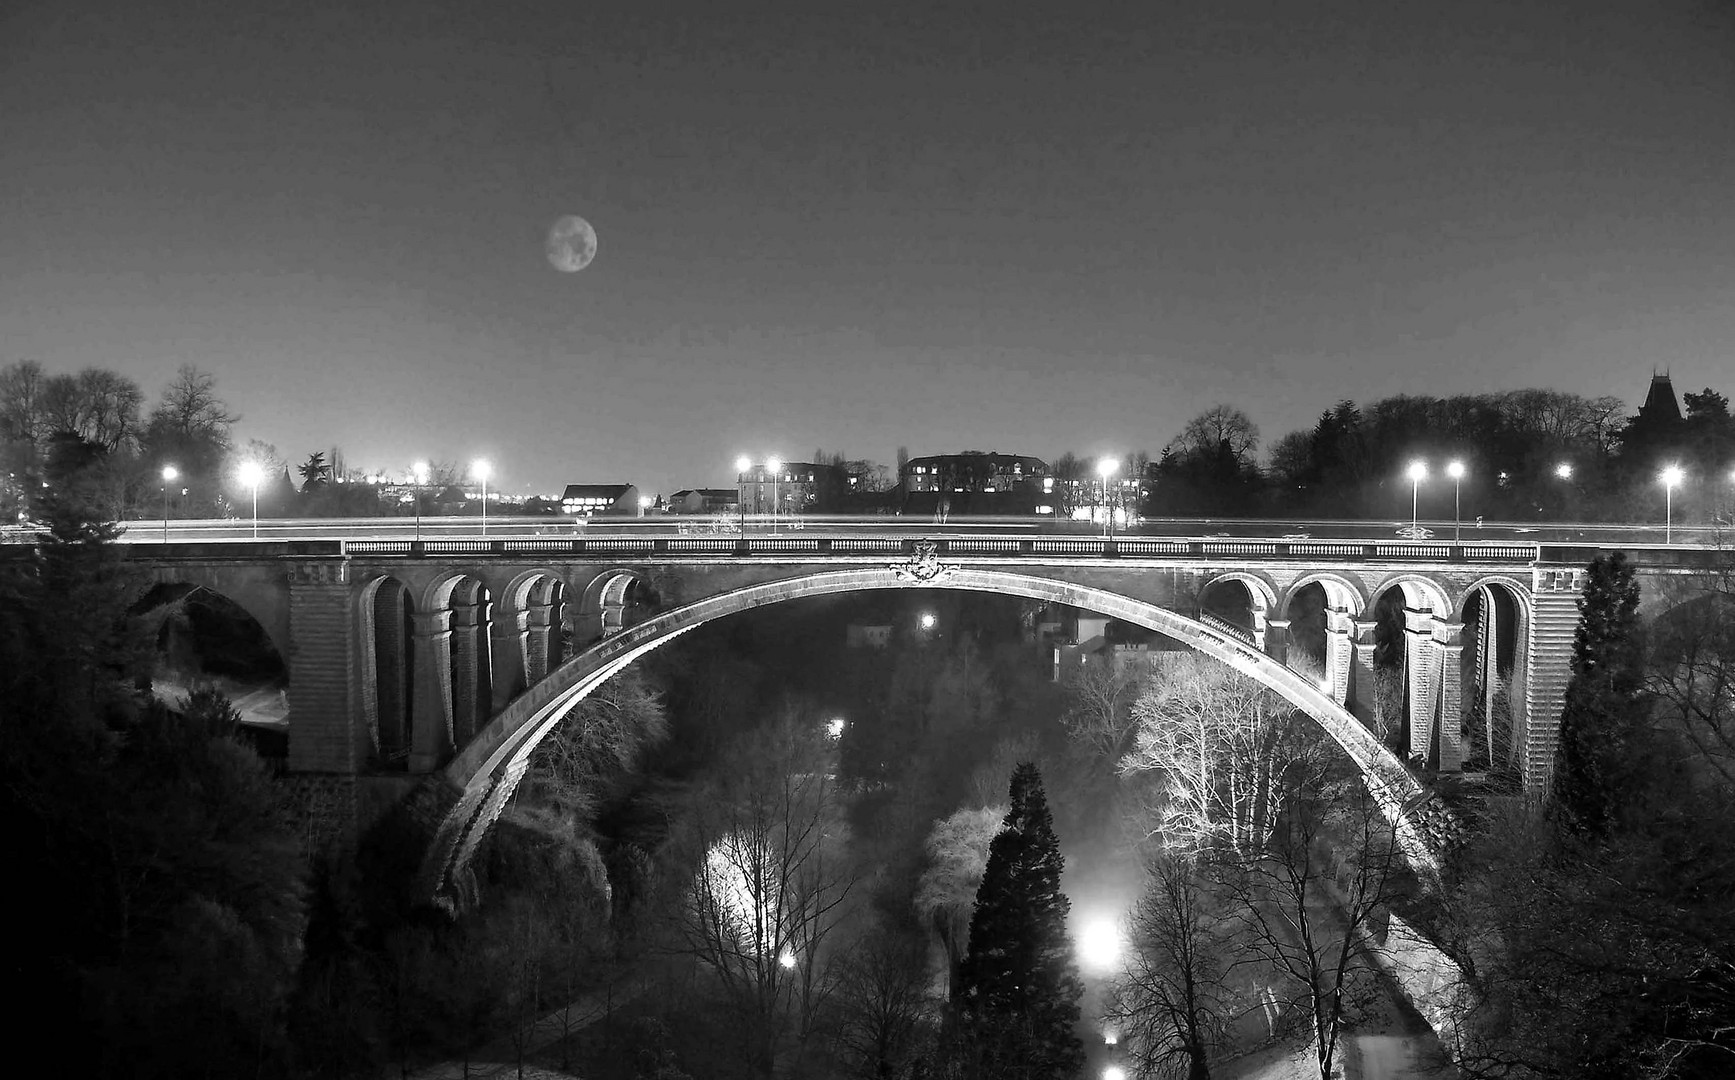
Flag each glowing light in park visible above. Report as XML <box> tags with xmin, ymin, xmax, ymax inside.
<box><xmin>1077</xmin><ymin>914</ymin><xmax>1123</xmax><ymax>974</ymax></box>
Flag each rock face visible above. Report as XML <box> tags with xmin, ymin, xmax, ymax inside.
<box><xmin>1409</xmin><ymin>794</ymin><xmax>1467</xmax><ymax>857</ymax></box>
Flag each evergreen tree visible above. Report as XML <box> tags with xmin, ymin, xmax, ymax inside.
<box><xmin>1552</xmin><ymin>552</ymin><xmax>1648</xmax><ymax>838</ymax></box>
<box><xmin>955</xmin><ymin>763</ymin><xmax>1084</xmax><ymax>1079</ymax></box>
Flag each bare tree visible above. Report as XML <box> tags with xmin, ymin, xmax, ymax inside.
<box><xmin>1108</xmin><ymin>854</ymin><xmax>1232</xmax><ymax>1080</ymax></box>
<box><xmin>154</xmin><ymin>364</ymin><xmax>237</xmax><ymax>440</ymax></box>
<box><xmin>1167</xmin><ymin>405</ymin><xmax>1260</xmax><ymax>466</ymax></box>
<box><xmin>1119</xmin><ymin>656</ymin><xmax>1303</xmax><ymax>857</ymax></box>
<box><xmin>0</xmin><ymin>359</ymin><xmax>48</xmax><ymax>445</ymax></box>
<box><xmin>674</xmin><ymin>717</ymin><xmax>858</xmax><ymax>1076</ymax></box>
<box><xmin>36</xmin><ymin>368</ymin><xmax>143</xmax><ymax>451</ymax></box>
<box><xmin>913</xmin><ymin>804</ymin><xmax>1004</xmax><ymax>995</ymax></box>
<box><xmin>1216</xmin><ymin>762</ymin><xmax>1403</xmax><ymax>1080</ymax></box>
<box><xmin>834</xmin><ymin>925</ymin><xmax>934</xmax><ymax>1079</ymax></box>
<box><xmin>1648</xmin><ymin>573</ymin><xmax>1735</xmax><ymax>787</ymax></box>
<box><xmin>1059</xmin><ymin>652</ymin><xmax>1154</xmax><ymax>762</ymax></box>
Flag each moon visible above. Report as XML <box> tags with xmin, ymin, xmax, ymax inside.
<box><xmin>545</xmin><ymin>215</ymin><xmax>597</xmax><ymax>272</ymax></box>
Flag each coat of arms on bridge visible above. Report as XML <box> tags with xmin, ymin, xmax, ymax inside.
<box><xmin>893</xmin><ymin>539</ymin><xmax>954</xmax><ymax>584</ymax></box>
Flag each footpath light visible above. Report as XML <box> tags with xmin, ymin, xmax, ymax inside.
<box><xmin>1555</xmin><ymin>462</ymin><xmax>1574</xmax><ymax>480</ymax></box>
<box><xmin>1446</xmin><ymin>460</ymin><xmax>1465</xmax><ymax>542</ymax></box>
<box><xmin>1406</xmin><ymin>460</ymin><xmax>1428</xmax><ymax>536</ymax></box>
<box><xmin>411</xmin><ymin>460</ymin><xmax>430</xmax><ymax>544</ymax></box>
<box><xmin>1095</xmin><ymin>457</ymin><xmax>1119</xmax><ymax>538</ymax></box>
<box><xmin>160</xmin><ymin>465</ymin><xmax>178</xmax><ymax>543</ymax></box>
<box><xmin>1660</xmin><ymin>464</ymin><xmax>1685</xmax><ymax>544</ymax></box>
<box><xmin>471</xmin><ymin>458</ymin><xmax>492</xmax><ymax>537</ymax></box>
<box><xmin>237</xmin><ymin>461</ymin><xmax>265</xmax><ymax>539</ymax></box>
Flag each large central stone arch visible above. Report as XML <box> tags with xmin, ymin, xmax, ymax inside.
<box><xmin>415</xmin><ymin>565</ymin><xmax>1441</xmax><ymax>907</ymax></box>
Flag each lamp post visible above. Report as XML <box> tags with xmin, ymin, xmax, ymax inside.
<box><xmin>160</xmin><ymin>465</ymin><xmax>178</xmax><ymax>543</ymax></box>
<box><xmin>1446</xmin><ymin>460</ymin><xmax>1465</xmax><ymax>542</ymax></box>
<box><xmin>237</xmin><ymin>461</ymin><xmax>264</xmax><ymax>539</ymax></box>
<box><xmin>735</xmin><ymin>455</ymin><xmax>752</xmax><ymax>533</ymax></box>
<box><xmin>471</xmin><ymin>458</ymin><xmax>492</xmax><ymax>537</ymax></box>
<box><xmin>411</xmin><ymin>460</ymin><xmax>430</xmax><ymax>544</ymax></box>
<box><xmin>1661</xmin><ymin>464</ymin><xmax>1684</xmax><ymax>544</ymax></box>
<box><xmin>1406</xmin><ymin>460</ymin><xmax>1428</xmax><ymax>536</ymax></box>
<box><xmin>1095</xmin><ymin>457</ymin><xmax>1119</xmax><ymax>538</ymax></box>
<box><xmin>766</xmin><ymin>456</ymin><xmax>782</xmax><ymax>533</ymax></box>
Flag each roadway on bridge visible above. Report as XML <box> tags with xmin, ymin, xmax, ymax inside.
<box><xmin>89</xmin><ymin>514</ymin><xmax>1720</xmax><ymax>548</ymax></box>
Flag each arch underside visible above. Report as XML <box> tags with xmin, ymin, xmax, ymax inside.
<box><xmin>420</xmin><ymin>565</ymin><xmax>1441</xmax><ymax>905</ymax></box>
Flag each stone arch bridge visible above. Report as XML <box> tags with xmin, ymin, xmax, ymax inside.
<box><xmin>119</xmin><ymin>530</ymin><xmax>1716</xmax><ymax>907</ymax></box>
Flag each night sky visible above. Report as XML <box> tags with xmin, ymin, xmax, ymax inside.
<box><xmin>4</xmin><ymin>1</ymin><xmax>1733</xmax><ymax>497</ymax></box>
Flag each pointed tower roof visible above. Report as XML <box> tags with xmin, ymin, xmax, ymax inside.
<box><xmin>1639</xmin><ymin>372</ymin><xmax>1682</xmax><ymax>424</ymax></box>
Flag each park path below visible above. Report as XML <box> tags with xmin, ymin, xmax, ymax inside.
<box><xmin>406</xmin><ymin>973</ymin><xmax>647</xmax><ymax>1080</ymax></box>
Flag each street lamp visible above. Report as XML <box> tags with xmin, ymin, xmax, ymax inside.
<box><xmin>1095</xmin><ymin>457</ymin><xmax>1119</xmax><ymax>538</ymax></box>
<box><xmin>1660</xmin><ymin>464</ymin><xmax>1685</xmax><ymax>544</ymax></box>
<box><xmin>1446</xmin><ymin>460</ymin><xmax>1465</xmax><ymax>542</ymax></box>
<box><xmin>1077</xmin><ymin>915</ymin><xmax>1123</xmax><ymax>975</ymax></box>
<box><xmin>237</xmin><ymin>461</ymin><xmax>264</xmax><ymax>539</ymax></box>
<box><xmin>1555</xmin><ymin>462</ymin><xmax>1573</xmax><ymax>480</ymax></box>
<box><xmin>411</xmin><ymin>460</ymin><xmax>430</xmax><ymax>544</ymax></box>
<box><xmin>1406</xmin><ymin>460</ymin><xmax>1428</xmax><ymax>536</ymax></box>
<box><xmin>735</xmin><ymin>455</ymin><xmax>752</xmax><ymax>533</ymax></box>
<box><xmin>471</xmin><ymin>458</ymin><xmax>492</xmax><ymax>537</ymax></box>
<box><xmin>160</xmin><ymin>465</ymin><xmax>178</xmax><ymax>543</ymax></box>
<box><xmin>766</xmin><ymin>456</ymin><xmax>783</xmax><ymax>532</ymax></box>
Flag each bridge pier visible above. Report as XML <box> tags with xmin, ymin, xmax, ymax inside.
<box><xmin>286</xmin><ymin>562</ymin><xmax>364</xmax><ymax>773</ymax></box>
<box><xmin>1323</xmin><ymin>608</ymin><xmax>1354</xmax><ymax>706</ymax></box>
<box><xmin>526</xmin><ymin>601</ymin><xmax>558</xmax><ymax>683</ymax></box>
<box><xmin>450</xmin><ymin>598</ymin><xmax>490</xmax><ymax>749</ymax></box>
<box><xmin>1350</xmin><ymin>618</ymin><xmax>1380</xmax><ymax>724</ymax></box>
<box><xmin>1431</xmin><ymin>623</ymin><xmax>1465</xmax><ymax>771</ymax></box>
<box><xmin>411</xmin><ymin>609</ymin><xmax>455</xmax><ymax>773</ymax></box>
<box><xmin>1404</xmin><ymin>608</ymin><xmax>1437</xmax><ymax>763</ymax></box>
<box><xmin>1264</xmin><ymin>617</ymin><xmax>1291</xmax><ymax>664</ymax></box>
<box><xmin>491</xmin><ymin>606</ymin><xmax>529</xmax><ymax>711</ymax></box>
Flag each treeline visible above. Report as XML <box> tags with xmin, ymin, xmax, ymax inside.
<box><xmin>1140</xmin><ymin>386</ymin><xmax>1734</xmax><ymax>523</ymax></box>
<box><xmin>0</xmin><ymin>360</ymin><xmax>497</xmax><ymax>523</ymax></box>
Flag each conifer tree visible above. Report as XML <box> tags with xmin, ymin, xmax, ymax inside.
<box><xmin>1552</xmin><ymin>552</ymin><xmax>1648</xmax><ymax>838</ymax></box>
<box><xmin>955</xmin><ymin>762</ymin><xmax>1084</xmax><ymax>1078</ymax></box>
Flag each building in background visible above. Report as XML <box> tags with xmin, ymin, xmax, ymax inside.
<box><xmin>560</xmin><ymin>483</ymin><xmax>641</xmax><ymax>517</ymax></box>
<box><xmin>900</xmin><ymin>451</ymin><xmax>1054</xmax><ymax>515</ymax></box>
<box><xmin>737</xmin><ymin>461</ymin><xmax>848</xmax><ymax>516</ymax></box>
<box><xmin>667</xmin><ymin>488</ymin><xmax>740</xmax><ymax>515</ymax></box>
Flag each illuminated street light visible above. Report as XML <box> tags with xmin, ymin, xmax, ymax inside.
<box><xmin>160</xmin><ymin>465</ymin><xmax>178</xmax><ymax>543</ymax></box>
<box><xmin>1446</xmin><ymin>460</ymin><xmax>1465</xmax><ymax>542</ymax></box>
<box><xmin>1095</xmin><ymin>457</ymin><xmax>1119</xmax><ymax>538</ymax></box>
<box><xmin>919</xmin><ymin>611</ymin><xmax>937</xmax><ymax>631</ymax></box>
<box><xmin>826</xmin><ymin>717</ymin><xmax>846</xmax><ymax>740</ymax></box>
<box><xmin>1406</xmin><ymin>460</ymin><xmax>1428</xmax><ymax>537</ymax></box>
<box><xmin>411</xmin><ymin>460</ymin><xmax>430</xmax><ymax>544</ymax></box>
<box><xmin>1660</xmin><ymin>464</ymin><xmax>1685</xmax><ymax>544</ymax></box>
<box><xmin>735</xmin><ymin>455</ymin><xmax>752</xmax><ymax>533</ymax></box>
<box><xmin>471</xmin><ymin>458</ymin><xmax>492</xmax><ymax>537</ymax></box>
<box><xmin>1102</xmin><ymin>1066</ymin><xmax>1127</xmax><ymax>1080</ymax></box>
<box><xmin>777</xmin><ymin>948</ymin><xmax>797</xmax><ymax>971</ymax></box>
<box><xmin>1555</xmin><ymin>462</ymin><xmax>1574</xmax><ymax>480</ymax></box>
<box><xmin>236</xmin><ymin>461</ymin><xmax>265</xmax><ymax>539</ymax></box>
<box><xmin>1076</xmin><ymin>915</ymin><xmax>1123</xmax><ymax>975</ymax></box>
